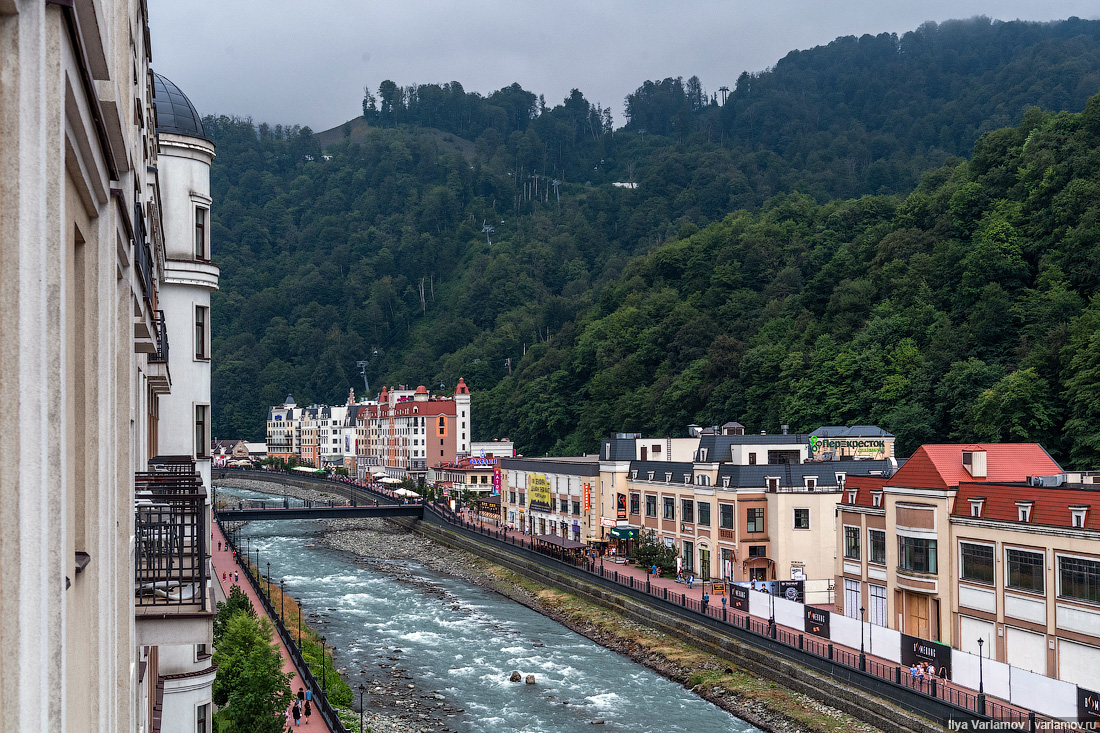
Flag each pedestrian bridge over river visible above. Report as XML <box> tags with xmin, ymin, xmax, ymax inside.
<box><xmin>215</xmin><ymin>504</ymin><xmax>424</xmax><ymax>521</ymax></box>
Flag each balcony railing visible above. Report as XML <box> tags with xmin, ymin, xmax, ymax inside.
<box><xmin>134</xmin><ymin>201</ymin><xmax>154</xmax><ymax>308</ymax></box>
<box><xmin>148</xmin><ymin>310</ymin><xmax>170</xmax><ymax>364</ymax></box>
<box><xmin>135</xmin><ymin>457</ymin><xmax>207</xmax><ymax>611</ymax></box>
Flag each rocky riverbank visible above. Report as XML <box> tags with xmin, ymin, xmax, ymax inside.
<box><xmin>216</xmin><ymin>478</ymin><xmax>879</xmax><ymax>733</ymax></box>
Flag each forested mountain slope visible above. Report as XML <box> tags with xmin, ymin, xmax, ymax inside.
<box><xmin>208</xmin><ymin>17</ymin><xmax>1100</xmax><ymax>464</ymax></box>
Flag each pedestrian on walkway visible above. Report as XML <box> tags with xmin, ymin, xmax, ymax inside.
<box><xmin>292</xmin><ymin>701</ymin><xmax>301</xmax><ymax>726</ymax></box>
<box><xmin>304</xmin><ymin>699</ymin><xmax>311</xmax><ymax>724</ymax></box>
<box><xmin>305</xmin><ymin>687</ymin><xmax>312</xmax><ymax>704</ymax></box>
<box><xmin>297</xmin><ymin>687</ymin><xmax>305</xmax><ymax>706</ymax></box>
<box><xmin>218</xmin><ymin>540</ymin><xmax>222</xmax><ymax>552</ymax></box>
<box><xmin>222</xmin><ymin>571</ymin><xmax>226</xmax><ymax>581</ymax></box>
<box><xmin>234</xmin><ymin>571</ymin><xmax>239</xmax><ymax>583</ymax></box>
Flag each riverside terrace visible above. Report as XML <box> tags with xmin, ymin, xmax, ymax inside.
<box><xmin>213</xmin><ymin>470</ymin><xmax>1069</xmax><ymax>731</ymax></box>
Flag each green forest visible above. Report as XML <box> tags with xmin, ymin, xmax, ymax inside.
<box><xmin>208</xmin><ymin>17</ymin><xmax>1100</xmax><ymax>465</ymax></box>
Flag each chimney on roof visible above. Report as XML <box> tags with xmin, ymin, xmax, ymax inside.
<box><xmin>962</xmin><ymin>448</ymin><xmax>987</xmax><ymax>478</ymax></box>
<box><xmin>781</xmin><ymin>424</ymin><xmax>789</xmax><ymax>435</ymax></box>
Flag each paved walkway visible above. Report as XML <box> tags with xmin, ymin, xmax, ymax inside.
<box><xmin>211</xmin><ymin>517</ymin><xmax>330</xmax><ymax>732</ymax></box>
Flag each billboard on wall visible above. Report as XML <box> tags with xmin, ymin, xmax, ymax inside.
<box><xmin>805</xmin><ymin>606</ymin><xmax>831</xmax><ymax>638</ymax></box>
<box><xmin>731</xmin><ymin>584</ymin><xmax>749</xmax><ymax>611</ymax></box>
<box><xmin>1079</xmin><ymin>686</ymin><xmax>1100</xmax><ymax>726</ymax></box>
<box><xmin>528</xmin><ymin>474</ymin><xmax>553</xmax><ymax>513</ymax></box>
<box><xmin>616</xmin><ymin>492</ymin><xmax>627</xmax><ymax>519</ymax></box>
<box><xmin>583</xmin><ymin>483</ymin><xmax>591</xmax><ymax>511</ymax></box>
<box><xmin>900</xmin><ymin>633</ymin><xmax>952</xmax><ymax>677</ymax></box>
<box><xmin>779</xmin><ymin>580</ymin><xmax>804</xmax><ymax>603</ymax></box>
<box><xmin>492</xmin><ymin>467</ymin><xmax>501</xmax><ymax>495</ymax></box>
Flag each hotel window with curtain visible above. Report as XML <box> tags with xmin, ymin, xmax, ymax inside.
<box><xmin>194</xmin><ymin>206</ymin><xmax>208</xmax><ymax>259</ymax></box>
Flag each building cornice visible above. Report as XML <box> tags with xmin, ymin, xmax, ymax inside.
<box><xmin>950</xmin><ymin>515</ymin><xmax>1100</xmax><ymax>540</ymax></box>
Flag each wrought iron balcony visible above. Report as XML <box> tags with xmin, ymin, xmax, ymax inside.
<box><xmin>148</xmin><ymin>310</ymin><xmax>170</xmax><ymax>364</ymax></box>
<box><xmin>135</xmin><ymin>457</ymin><xmax>208</xmax><ymax>612</ymax></box>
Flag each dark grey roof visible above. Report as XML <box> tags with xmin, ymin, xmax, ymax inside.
<box><xmin>153</xmin><ymin>73</ymin><xmax>209</xmax><ymax>141</ymax></box>
<box><xmin>714</xmin><ymin>460</ymin><xmax>898</xmax><ymax>489</ymax></box>
<box><xmin>810</xmin><ymin>425</ymin><xmax>893</xmax><ymax>438</ymax></box>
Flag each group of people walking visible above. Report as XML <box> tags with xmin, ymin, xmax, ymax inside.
<box><xmin>288</xmin><ymin>686</ymin><xmax>312</xmax><ymax>726</ymax></box>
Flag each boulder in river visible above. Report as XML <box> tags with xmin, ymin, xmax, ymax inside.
<box><xmin>525</xmin><ymin>674</ymin><xmax>536</xmax><ymax>685</ymax></box>
<box><xmin>509</xmin><ymin>671</ymin><xmax>521</xmax><ymax>682</ymax></box>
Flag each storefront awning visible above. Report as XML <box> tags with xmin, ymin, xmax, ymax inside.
<box><xmin>609</xmin><ymin>527</ymin><xmax>638</xmax><ymax>539</ymax></box>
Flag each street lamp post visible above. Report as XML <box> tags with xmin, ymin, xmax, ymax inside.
<box><xmin>977</xmin><ymin>637</ymin><xmax>985</xmax><ymax>711</ymax></box>
<box><xmin>297</xmin><ymin>606</ymin><xmax>302</xmax><ymax>648</ymax></box>
<box><xmin>358</xmin><ymin>683</ymin><xmax>366</xmax><ymax>733</ymax></box>
<box><xmin>280</xmin><ymin>579</ymin><xmax>285</xmax><ymax>620</ymax></box>
<box><xmin>768</xmin><ymin>587</ymin><xmax>776</xmax><ymax>639</ymax></box>
<box><xmin>859</xmin><ymin>606</ymin><xmax>866</xmax><ymax>671</ymax></box>
<box><xmin>266</xmin><ymin>562</ymin><xmax>271</xmax><ymax>597</ymax></box>
<box><xmin>321</xmin><ymin>636</ymin><xmax>327</xmax><ymax>694</ymax></box>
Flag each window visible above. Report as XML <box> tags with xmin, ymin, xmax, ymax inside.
<box><xmin>748</xmin><ymin>452</ymin><xmax>756</xmax><ymax>465</ymax></box>
<box><xmin>663</xmin><ymin>497</ymin><xmax>675</xmax><ymax>520</ymax></box>
<box><xmin>960</xmin><ymin>542</ymin><xmax>995</xmax><ymax>584</ymax></box>
<box><xmin>872</xmin><ymin>491</ymin><xmax>883</xmax><ymax>508</ymax></box>
<box><xmin>509</xmin><ymin>492</ymin><xmax>516</xmax><ymax>503</ymax></box>
<box><xmin>681</xmin><ymin>499</ymin><xmax>694</xmax><ymax>524</ymax></box>
<box><xmin>572</xmin><ymin>501</ymin><xmax>580</xmax><ymax>515</ymax></box>
<box><xmin>844</xmin><ymin>526</ymin><xmax>861</xmax><ymax>560</ymax></box>
<box><xmin>697</xmin><ymin>501</ymin><xmax>711</xmax><ymax>526</ymax></box>
<box><xmin>793</xmin><ymin>508</ymin><xmax>810</xmax><ymax>530</ymax></box>
<box><xmin>196</xmin><ymin>702</ymin><xmax>209</xmax><ymax>733</ymax></box>
<box><xmin>898</xmin><ymin>536</ymin><xmax>937</xmax><ymax>574</ymax></box>
<box><xmin>1006</xmin><ymin>548</ymin><xmax>1044</xmax><ymax>593</ymax></box>
<box><xmin>195</xmin><ymin>405</ymin><xmax>209</xmax><ymax>458</ymax></box>
<box><xmin>1059</xmin><ymin>556</ymin><xmax>1100</xmax><ymax>603</ymax></box>
<box><xmin>194</xmin><ymin>206</ymin><xmax>207</xmax><ymax>259</ymax></box>
<box><xmin>869</xmin><ymin>584</ymin><xmax>887</xmax><ymax>626</ymax></box>
<box><xmin>1071</xmin><ymin>506</ymin><xmax>1088</xmax><ymax>529</ymax></box>
<box><xmin>1017</xmin><ymin>502</ymin><xmax>1034</xmax><ymax>523</ymax></box>
<box><xmin>719</xmin><ymin>504</ymin><xmax>734</xmax><ymax>529</ymax></box>
<box><xmin>629</xmin><ymin>493</ymin><xmax>640</xmax><ymax>515</ymax></box>
<box><xmin>519</xmin><ymin>493</ymin><xmax>525</xmax><ymax>505</ymax></box>
<box><xmin>683</xmin><ymin>541</ymin><xmax>695</xmax><ymax>571</ymax></box>
<box><xmin>766</xmin><ymin>477</ymin><xmax>778</xmax><ymax>492</ymax></box>
<box><xmin>844</xmin><ymin>579</ymin><xmax>861</xmax><ymax>619</ymax></box>
<box><xmin>194</xmin><ymin>305</ymin><xmax>209</xmax><ymax>359</ymax></box>
<box><xmin>645</xmin><ymin>495</ymin><xmax>657</xmax><ymax>517</ymax></box>
<box><xmin>805</xmin><ymin>477</ymin><xmax>817</xmax><ymax>491</ymax></box>
<box><xmin>746</xmin><ymin>507</ymin><xmax>764</xmax><ymax>533</ymax></box>
<box><xmin>647</xmin><ymin>471</ymin><xmax>655</xmax><ymax>481</ymax></box>
<box><xmin>560</xmin><ymin>498</ymin><xmax>569</xmax><ymax>513</ymax></box>
<box><xmin>868</xmin><ymin>529</ymin><xmax>886</xmax><ymax>565</ymax></box>
<box><xmin>748</xmin><ymin>545</ymin><xmax>766</xmax><ymax>558</ymax></box>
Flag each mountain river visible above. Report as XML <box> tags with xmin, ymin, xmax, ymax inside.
<box><xmin>217</xmin><ymin>485</ymin><xmax>759</xmax><ymax>733</ymax></box>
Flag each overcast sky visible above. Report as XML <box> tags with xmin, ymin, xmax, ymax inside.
<box><xmin>149</xmin><ymin>1</ymin><xmax>1098</xmax><ymax>133</ymax></box>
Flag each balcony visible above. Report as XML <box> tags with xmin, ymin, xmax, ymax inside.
<box><xmin>135</xmin><ymin>456</ymin><xmax>212</xmax><ymax>646</ymax></box>
<box><xmin>146</xmin><ymin>310</ymin><xmax>171</xmax><ymax>394</ymax></box>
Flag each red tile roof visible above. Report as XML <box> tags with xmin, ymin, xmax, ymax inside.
<box><xmin>843</xmin><ymin>474</ymin><xmax>889</xmax><ymax>506</ymax></box>
<box><xmin>888</xmin><ymin>444</ymin><xmax>1061</xmax><ymax>491</ymax></box>
<box><xmin>954</xmin><ymin>481</ymin><xmax>1099</xmax><ymax>530</ymax></box>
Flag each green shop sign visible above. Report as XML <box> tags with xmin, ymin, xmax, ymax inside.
<box><xmin>809</xmin><ymin>436</ymin><xmax>886</xmax><ymax>453</ymax></box>
<box><xmin>609</xmin><ymin>527</ymin><xmax>638</xmax><ymax>539</ymax></box>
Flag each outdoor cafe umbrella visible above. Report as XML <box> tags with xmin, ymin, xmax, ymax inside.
<box><xmin>393</xmin><ymin>488</ymin><xmax>420</xmax><ymax>497</ymax></box>
<box><xmin>379</xmin><ymin>477</ymin><xmax>402</xmax><ymax>484</ymax></box>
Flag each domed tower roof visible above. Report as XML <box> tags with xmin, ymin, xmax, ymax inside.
<box><xmin>153</xmin><ymin>73</ymin><xmax>209</xmax><ymax>141</ymax></box>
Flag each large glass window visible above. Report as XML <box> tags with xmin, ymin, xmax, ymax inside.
<box><xmin>746</xmin><ymin>507</ymin><xmax>764</xmax><ymax>533</ymax></box>
<box><xmin>844</xmin><ymin>526</ymin><xmax>861</xmax><ymax>560</ymax></box>
<box><xmin>868</xmin><ymin>529</ymin><xmax>886</xmax><ymax>564</ymax></box>
<box><xmin>793</xmin><ymin>508</ymin><xmax>810</xmax><ymax>529</ymax></box>
<box><xmin>697</xmin><ymin>501</ymin><xmax>711</xmax><ymax>526</ymax></box>
<box><xmin>683</xmin><ymin>541</ymin><xmax>695</xmax><ymax>572</ymax></box>
<box><xmin>663</xmin><ymin>497</ymin><xmax>675</xmax><ymax>520</ymax></box>
<box><xmin>898</xmin><ymin>536</ymin><xmax>937</xmax><ymax>574</ymax></box>
<box><xmin>645</xmin><ymin>495</ymin><xmax>657</xmax><ymax>517</ymax></box>
<box><xmin>844</xmin><ymin>579</ymin><xmax>861</xmax><ymax>619</ymax></box>
<box><xmin>1006</xmin><ymin>548</ymin><xmax>1044</xmax><ymax>593</ymax></box>
<box><xmin>629</xmin><ymin>493</ymin><xmax>640</xmax><ymax>515</ymax></box>
<box><xmin>719</xmin><ymin>504</ymin><xmax>734</xmax><ymax>529</ymax></box>
<box><xmin>960</xmin><ymin>542</ymin><xmax>995</xmax><ymax>584</ymax></box>
<box><xmin>681</xmin><ymin>499</ymin><xmax>694</xmax><ymax>524</ymax></box>
<box><xmin>1059</xmin><ymin>556</ymin><xmax>1100</xmax><ymax>603</ymax></box>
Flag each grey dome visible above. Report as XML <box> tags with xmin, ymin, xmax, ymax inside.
<box><xmin>153</xmin><ymin>73</ymin><xmax>209</xmax><ymax>141</ymax></box>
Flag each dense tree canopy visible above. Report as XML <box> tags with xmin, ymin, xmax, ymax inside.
<box><xmin>208</xmin><ymin>17</ymin><xmax>1100</xmax><ymax>466</ymax></box>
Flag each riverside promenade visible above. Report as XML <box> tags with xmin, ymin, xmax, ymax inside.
<box><xmin>211</xmin><ymin>517</ymin><xmax>331</xmax><ymax>732</ymax></box>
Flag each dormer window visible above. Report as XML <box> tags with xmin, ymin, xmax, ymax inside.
<box><xmin>665</xmin><ymin>472</ymin><xmax>672</xmax><ymax>483</ymax></box>
<box><xmin>1070</xmin><ymin>506</ymin><xmax>1089</xmax><ymax>529</ymax></box>
<box><xmin>835</xmin><ymin>472</ymin><xmax>846</xmax><ymax>489</ymax></box>
<box><xmin>804</xmin><ymin>477</ymin><xmax>817</xmax><ymax>492</ymax></box>
<box><xmin>962</xmin><ymin>449</ymin><xmax>987</xmax><ymax>478</ymax></box>
<box><xmin>969</xmin><ymin>498</ymin><xmax>986</xmax><ymax>518</ymax></box>
<box><xmin>683</xmin><ymin>474</ymin><xmax>692</xmax><ymax>484</ymax></box>
<box><xmin>648</xmin><ymin>471</ymin><xmax>655</xmax><ymax>481</ymax></box>
<box><xmin>766</xmin><ymin>477</ymin><xmax>779</xmax><ymax>492</ymax></box>
<box><xmin>1016</xmin><ymin>501</ymin><xmax>1034</xmax><ymax>523</ymax></box>
<box><xmin>631</xmin><ymin>470</ymin><xmax>638</xmax><ymax>480</ymax></box>
<box><xmin>698</xmin><ymin>448</ymin><xmax>709</xmax><ymax>461</ymax></box>
<box><xmin>722</xmin><ymin>476</ymin><xmax>731</xmax><ymax>488</ymax></box>
<box><xmin>846</xmin><ymin>489</ymin><xmax>857</xmax><ymax>504</ymax></box>
<box><xmin>871</xmin><ymin>491</ymin><xmax>883</xmax><ymax>508</ymax></box>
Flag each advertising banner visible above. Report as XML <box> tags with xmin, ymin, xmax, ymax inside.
<box><xmin>583</xmin><ymin>482</ymin><xmax>591</xmax><ymax>512</ymax></box>
<box><xmin>492</xmin><ymin>467</ymin><xmax>501</xmax><ymax>495</ymax></box>
<box><xmin>616</xmin><ymin>492</ymin><xmax>627</xmax><ymax>519</ymax></box>
<box><xmin>901</xmin><ymin>633</ymin><xmax>952</xmax><ymax>678</ymax></box>
<box><xmin>600</xmin><ymin>517</ymin><xmax>617</xmax><ymax>527</ymax></box>
<box><xmin>805</xmin><ymin>606</ymin><xmax>831</xmax><ymax>638</ymax></box>
<box><xmin>731</xmin><ymin>584</ymin><xmax>749</xmax><ymax>610</ymax></box>
<box><xmin>711</xmin><ymin>581</ymin><xmax>726</xmax><ymax>594</ymax></box>
<box><xmin>1078</xmin><ymin>686</ymin><xmax>1100</xmax><ymax>726</ymax></box>
<box><xmin>528</xmin><ymin>474</ymin><xmax>553</xmax><ymax>513</ymax></box>
<box><xmin>779</xmin><ymin>580</ymin><xmax>804</xmax><ymax>603</ymax></box>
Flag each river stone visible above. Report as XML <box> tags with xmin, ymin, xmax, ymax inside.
<box><xmin>509</xmin><ymin>671</ymin><xmax>521</xmax><ymax>682</ymax></box>
<box><xmin>525</xmin><ymin>674</ymin><xmax>535</xmax><ymax>685</ymax></box>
